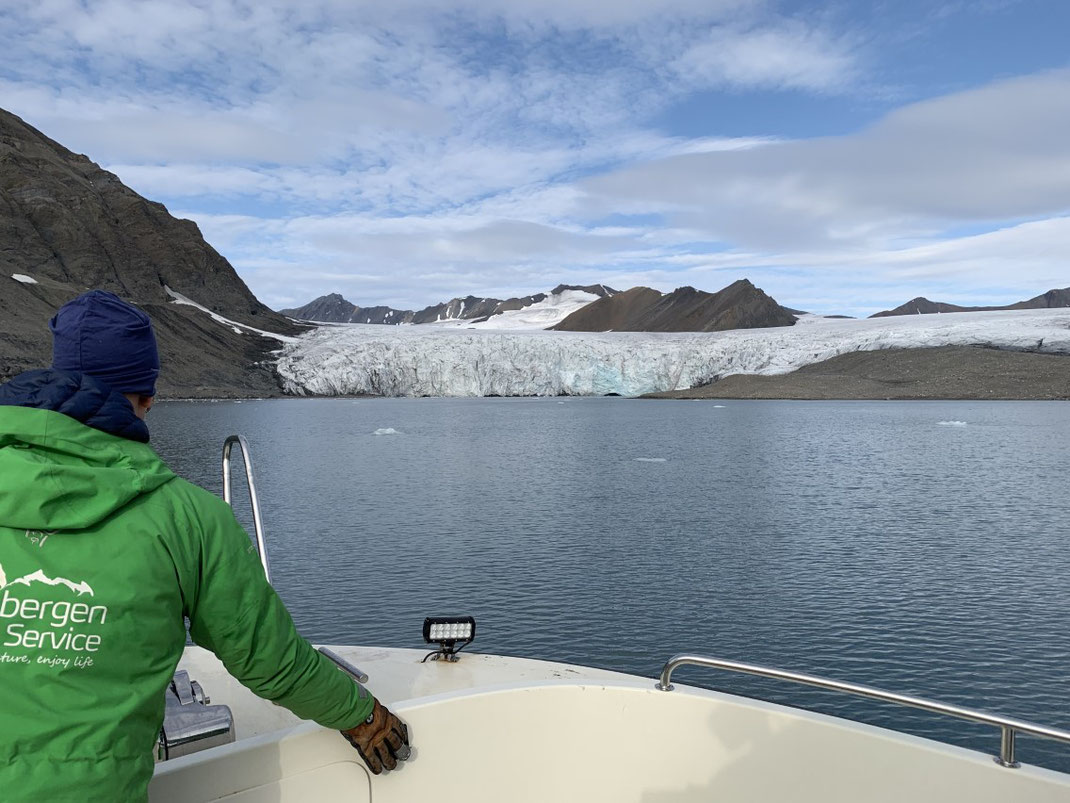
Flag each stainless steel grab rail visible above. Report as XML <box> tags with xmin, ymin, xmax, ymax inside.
<box><xmin>657</xmin><ymin>654</ymin><xmax>1070</xmax><ymax>769</ymax></box>
<box><xmin>222</xmin><ymin>435</ymin><xmax>270</xmax><ymax>583</ymax></box>
<box><xmin>318</xmin><ymin>647</ymin><xmax>370</xmax><ymax>684</ymax></box>
<box><xmin>220</xmin><ymin>437</ymin><xmax>373</xmax><ymax>684</ymax></box>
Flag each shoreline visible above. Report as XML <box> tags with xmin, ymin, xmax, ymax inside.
<box><xmin>642</xmin><ymin>346</ymin><xmax>1070</xmax><ymax>401</ymax></box>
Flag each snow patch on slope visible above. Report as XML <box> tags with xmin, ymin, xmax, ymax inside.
<box><xmin>426</xmin><ymin>289</ymin><xmax>599</xmax><ymax>330</ymax></box>
<box><xmin>11</xmin><ymin>274</ymin><xmax>37</xmax><ymax>284</ymax></box>
<box><xmin>277</xmin><ymin>308</ymin><xmax>1070</xmax><ymax>398</ymax></box>
<box><xmin>166</xmin><ymin>286</ymin><xmax>297</xmax><ymax>342</ymax></box>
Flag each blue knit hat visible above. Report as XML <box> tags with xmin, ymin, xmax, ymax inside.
<box><xmin>50</xmin><ymin>290</ymin><xmax>160</xmax><ymax>397</ymax></box>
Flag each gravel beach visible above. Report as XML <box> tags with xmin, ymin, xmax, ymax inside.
<box><xmin>643</xmin><ymin>347</ymin><xmax>1070</xmax><ymax>400</ymax></box>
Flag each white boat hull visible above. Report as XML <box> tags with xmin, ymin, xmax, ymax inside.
<box><xmin>150</xmin><ymin>646</ymin><xmax>1070</xmax><ymax>802</ymax></box>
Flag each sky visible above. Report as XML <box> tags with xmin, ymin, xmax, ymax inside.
<box><xmin>1</xmin><ymin>0</ymin><xmax>1068</xmax><ymax>317</ymax></box>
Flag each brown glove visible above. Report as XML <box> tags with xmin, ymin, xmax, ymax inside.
<box><xmin>341</xmin><ymin>697</ymin><xmax>411</xmax><ymax>774</ymax></box>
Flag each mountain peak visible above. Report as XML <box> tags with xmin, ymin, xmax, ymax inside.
<box><xmin>554</xmin><ymin>279</ymin><xmax>795</xmax><ymax>333</ymax></box>
<box><xmin>872</xmin><ymin>288</ymin><xmax>1070</xmax><ymax>318</ymax></box>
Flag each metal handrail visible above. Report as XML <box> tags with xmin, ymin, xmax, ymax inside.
<box><xmin>220</xmin><ymin>437</ymin><xmax>374</xmax><ymax>685</ymax></box>
<box><xmin>222</xmin><ymin>435</ymin><xmax>270</xmax><ymax>583</ymax></box>
<box><xmin>318</xmin><ymin>647</ymin><xmax>370</xmax><ymax>684</ymax></box>
<box><xmin>657</xmin><ymin>654</ymin><xmax>1070</xmax><ymax>769</ymax></box>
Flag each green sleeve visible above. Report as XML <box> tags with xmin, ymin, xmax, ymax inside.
<box><xmin>174</xmin><ymin>484</ymin><xmax>373</xmax><ymax>731</ymax></box>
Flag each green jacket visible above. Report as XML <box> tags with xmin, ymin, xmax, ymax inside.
<box><xmin>0</xmin><ymin>375</ymin><xmax>373</xmax><ymax>801</ymax></box>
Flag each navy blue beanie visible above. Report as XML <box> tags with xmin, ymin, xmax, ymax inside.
<box><xmin>50</xmin><ymin>290</ymin><xmax>160</xmax><ymax>397</ymax></box>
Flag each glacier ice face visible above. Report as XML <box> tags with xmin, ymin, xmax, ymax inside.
<box><xmin>276</xmin><ymin>308</ymin><xmax>1070</xmax><ymax>397</ymax></box>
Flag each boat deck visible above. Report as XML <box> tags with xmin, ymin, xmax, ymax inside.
<box><xmin>150</xmin><ymin>645</ymin><xmax>1070</xmax><ymax>802</ymax></box>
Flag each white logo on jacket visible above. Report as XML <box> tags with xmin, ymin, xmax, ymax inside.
<box><xmin>0</xmin><ymin>562</ymin><xmax>93</xmax><ymax>596</ymax></box>
<box><xmin>0</xmin><ymin>562</ymin><xmax>106</xmax><ymax>657</ymax></box>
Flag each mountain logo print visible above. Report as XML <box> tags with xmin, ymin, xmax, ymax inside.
<box><xmin>0</xmin><ymin>563</ymin><xmax>94</xmax><ymax>596</ymax></box>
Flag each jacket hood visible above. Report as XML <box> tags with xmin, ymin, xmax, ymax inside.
<box><xmin>0</xmin><ymin>369</ymin><xmax>150</xmax><ymax>442</ymax></box>
<box><xmin>0</xmin><ymin>371</ymin><xmax>174</xmax><ymax>530</ymax></box>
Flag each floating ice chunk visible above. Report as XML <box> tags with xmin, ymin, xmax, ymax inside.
<box><xmin>11</xmin><ymin>274</ymin><xmax>37</xmax><ymax>284</ymax></box>
<box><xmin>937</xmin><ymin>420</ymin><xmax>968</xmax><ymax>426</ymax></box>
<box><xmin>635</xmin><ymin>457</ymin><xmax>667</xmax><ymax>462</ymax></box>
<box><xmin>373</xmin><ymin>427</ymin><xmax>402</xmax><ymax>435</ymax></box>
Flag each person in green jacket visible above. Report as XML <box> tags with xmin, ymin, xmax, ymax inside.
<box><xmin>0</xmin><ymin>291</ymin><xmax>410</xmax><ymax>801</ymax></box>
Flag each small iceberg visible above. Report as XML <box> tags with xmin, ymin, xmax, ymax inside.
<box><xmin>937</xmin><ymin>421</ymin><xmax>968</xmax><ymax>427</ymax></box>
<box><xmin>373</xmin><ymin>427</ymin><xmax>402</xmax><ymax>435</ymax></box>
<box><xmin>635</xmin><ymin>457</ymin><xmax>667</xmax><ymax>463</ymax></box>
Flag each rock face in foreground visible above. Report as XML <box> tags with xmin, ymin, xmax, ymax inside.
<box><xmin>553</xmin><ymin>279</ymin><xmax>796</xmax><ymax>332</ymax></box>
<box><xmin>872</xmin><ymin>288</ymin><xmax>1070</xmax><ymax>318</ymax></box>
<box><xmin>0</xmin><ymin>108</ymin><xmax>300</xmax><ymax>397</ymax></box>
<box><xmin>281</xmin><ymin>284</ymin><xmax>618</xmax><ymax>325</ymax></box>
<box><xmin>644</xmin><ymin>347</ymin><xmax>1070</xmax><ymax>400</ymax></box>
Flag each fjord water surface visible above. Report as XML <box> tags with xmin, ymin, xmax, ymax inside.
<box><xmin>152</xmin><ymin>398</ymin><xmax>1070</xmax><ymax>771</ymax></box>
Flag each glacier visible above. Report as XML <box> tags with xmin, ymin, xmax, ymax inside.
<box><xmin>276</xmin><ymin>308</ymin><xmax>1070</xmax><ymax>398</ymax></box>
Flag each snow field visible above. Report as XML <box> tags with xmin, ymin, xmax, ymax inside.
<box><xmin>425</xmin><ymin>289</ymin><xmax>600</xmax><ymax>330</ymax></box>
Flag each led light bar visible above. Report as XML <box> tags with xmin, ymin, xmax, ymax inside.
<box><xmin>428</xmin><ymin>621</ymin><xmax>473</xmax><ymax>641</ymax></box>
<box><xmin>422</xmin><ymin>615</ymin><xmax>477</xmax><ymax>662</ymax></box>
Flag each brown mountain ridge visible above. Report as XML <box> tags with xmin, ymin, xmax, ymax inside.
<box><xmin>552</xmin><ymin>279</ymin><xmax>797</xmax><ymax>332</ymax></box>
<box><xmin>280</xmin><ymin>284</ymin><xmax>618</xmax><ymax>324</ymax></box>
<box><xmin>872</xmin><ymin>288</ymin><xmax>1070</xmax><ymax>317</ymax></box>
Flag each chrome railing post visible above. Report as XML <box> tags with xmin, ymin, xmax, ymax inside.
<box><xmin>222</xmin><ymin>435</ymin><xmax>270</xmax><ymax>583</ymax></box>
<box><xmin>657</xmin><ymin>655</ymin><xmax>683</xmax><ymax>691</ymax></box>
<box><xmin>655</xmin><ymin>654</ymin><xmax>1070</xmax><ymax>770</ymax></box>
<box><xmin>998</xmin><ymin>726</ymin><xmax>1020</xmax><ymax>768</ymax></box>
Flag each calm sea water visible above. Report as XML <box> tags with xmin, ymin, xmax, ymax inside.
<box><xmin>151</xmin><ymin>398</ymin><xmax>1070</xmax><ymax>771</ymax></box>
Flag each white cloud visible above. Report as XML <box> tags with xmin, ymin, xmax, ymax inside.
<box><xmin>672</xmin><ymin>21</ymin><xmax>858</xmax><ymax>92</ymax></box>
<box><xmin>583</xmin><ymin>69</ymin><xmax>1070</xmax><ymax>250</ymax></box>
<box><xmin>1</xmin><ymin>1</ymin><xmax>1064</xmax><ymax>318</ymax></box>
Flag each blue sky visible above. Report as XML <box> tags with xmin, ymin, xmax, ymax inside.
<box><xmin>1</xmin><ymin>0</ymin><xmax>1068</xmax><ymax>316</ymax></box>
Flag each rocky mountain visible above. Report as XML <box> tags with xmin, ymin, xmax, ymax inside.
<box><xmin>280</xmin><ymin>283</ymin><xmax>618</xmax><ymax>325</ymax></box>
<box><xmin>0</xmin><ymin>108</ymin><xmax>299</xmax><ymax>397</ymax></box>
<box><xmin>552</xmin><ymin>279</ymin><xmax>796</xmax><ymax>332</ymax></box>
<box><xmin>278</xmin><ymin>293</ymin><xmax>404</xmax><ymax>324</ymax></box>
<box><xmin>871</xmin><ymin>288</ymin><xmax>1070</xmax><ymax>318</ymax></box>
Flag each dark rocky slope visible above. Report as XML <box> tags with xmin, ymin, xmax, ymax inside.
<box><xmin>553</xmin><ymin>279</ymin><xmax>796</xmax><ymax>332</ymax></box>
<box><xmin>644</xmin><ymin>347</ymin><xmax>1070</xmax><ymax>400</ymax></box>
<box><xmin>0</xmin><ymin>108</ymin><xmax>300</xmax><ymax>397</ymax></box>
<box><xmin>872</xmin><ymin>288</ymin><xmax>1070</xmax><ymax>318</ymax></box>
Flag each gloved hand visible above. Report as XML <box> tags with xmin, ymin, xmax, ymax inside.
<box><xmin>341</xmin><ymin>697</ymin><xmax>411</xmax><ymax>774</ymax></box>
